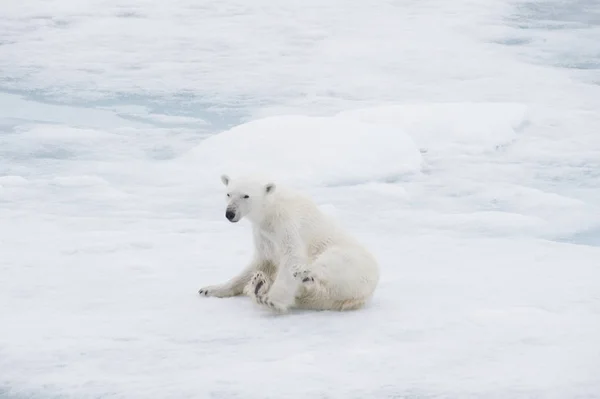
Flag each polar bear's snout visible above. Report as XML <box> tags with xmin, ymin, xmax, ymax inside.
<box><xmin>225</xmin><ymin>208</ymin><xmax>238</xmax><ymax>222</ymax></box>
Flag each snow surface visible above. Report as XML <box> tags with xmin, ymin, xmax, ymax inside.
<box><xmin>2</xmin><ymin>0</ymin><xmax>600</xmax><ymax>398</ymax></box>
<box><xmin>182</xmin><ymin>114</ymin><xmax>422</xmax><ymax>187</ymax></box>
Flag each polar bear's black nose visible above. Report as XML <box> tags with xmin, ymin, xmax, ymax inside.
<box><xmin>226</xmin><ymin>210</ymin><xmax>236</xmax><ymax>221</ymax></box>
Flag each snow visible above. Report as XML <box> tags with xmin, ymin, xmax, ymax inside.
<box><xmin>182</xmin><ymin>114</ymin><xmax>422</xmax><ymax>187</ymax></box>
<box><xmin>2</xmin><ymin>0</ymin><xmax>600</xmax><ymax>398</ymax></box>
<box><xmin>339</xmin><ymin>103</ymin><xmax>530</xmax><ymax>155</ymax></box>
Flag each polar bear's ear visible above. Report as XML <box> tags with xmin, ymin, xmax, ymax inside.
<box><xmin>221</xmin><ymin>174</ymin><xmax>230</xmax><ymax>186</ymax></box>
<box><xmin>265</xmin><ymin>183</ymin><xmax>276</xmax><ymax>194</ymax></box>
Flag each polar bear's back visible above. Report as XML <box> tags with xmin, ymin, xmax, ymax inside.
<box><xmin>269</xmin><ymin>187</ymin><xmax>359</xmax><ymax>255</ymax></box>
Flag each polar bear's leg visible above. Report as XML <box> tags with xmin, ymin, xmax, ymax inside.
<box><xmin>292</xmin><ymin>272</ymin><xmax>333</xmax><ymax>310</ymax></box>
<box><xmin>252</xmin><ymin>268</ymin><xmax>303</xmax><ymax>313</ymax></box>
<box><xmin>295</xmin><ymin>277</ymin><xmax>368</xmax><ymax>311</ymax></box>
<box><xmin>294</xmin><ymin>247</ymin><xmax>377</xmax><ymax>311</ymax></box>
<box><xmin>334</xmin><ymin>298</ymin><xmax>367</xmax><ymax>311</ymax></box>
<box><xmin>247</xmin><ymin>270</ymin><xmax>300</xmax><ymax>313</ymax></box>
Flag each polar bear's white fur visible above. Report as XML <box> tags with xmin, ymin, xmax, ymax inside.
<box><xmin>198</xmin><ymin>174</ymin><xmax>380</xmax><ymax>313</ymax></box>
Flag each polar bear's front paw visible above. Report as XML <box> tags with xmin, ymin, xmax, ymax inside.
<box><xmin>255</xmin><ymin>293</ymin><xmax>289</xmax><ymax>313</ymax></box>
<box><xmin>254</xmin><ymin>283</ymin><xmax>292</xmax><ymax>313</ymax></box>
<box><xmin>247</xmin><ymin>271</ymin><xmax>270</xmax><ymax>297</ymax></box>
<box><xmin>198</xmin><ymin>284</ymin><xmax>232</xmax><ymax>298</ymax></box>
<box><xmin>293</xmin><ymin>269</ymin><xmax>316</xmax><ymax>284</ymax></box>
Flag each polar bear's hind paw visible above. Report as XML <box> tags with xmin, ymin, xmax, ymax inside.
<box><xmin>293</xmin><ymin>269</ymin><xmax>316</xmax><ymax>284</ymax></box>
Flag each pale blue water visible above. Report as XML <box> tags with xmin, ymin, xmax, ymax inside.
<box><xmin>505</xmin><ymin>0</ymin><xmax>600</xmax><ymax>78</ymax></box>
<box><xmin>0</xmin><ymin>88</ymin><xmax>241</xmax><ymax>132</ymax></box>
<box><xmin>502</xmin><ymin>0</ymin><xmax>600</xmax><ymax>245</ymax></box>
<box><xmin>2</xmin><ymin>1</ymin><xmax>598</xmax><ymax>129</ymax></box>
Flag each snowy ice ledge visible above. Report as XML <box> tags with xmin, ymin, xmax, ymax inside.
<box><xmin>182</xmin><ymin>103</ymin><xmax>529</xmax><ymax>188</ymax></box>
<box><xmin>338</xmin><ymin>102</ymin><xmax>529</xmax><ymax>155</ymax></box>
<box><xmin>182</xmin><ymin>114</ymin><xmax>422</xmax><ymax>187</ymax></box>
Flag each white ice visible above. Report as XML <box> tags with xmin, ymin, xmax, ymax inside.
<box><xmin>1</xmin><ymin>0</ymin><xmax>600</xmax><ymax>398</ymax></box>
<box><xmin>181</xmin><ymin>114</ymin><xmax>423</xmax><ymax>187</ymax></box>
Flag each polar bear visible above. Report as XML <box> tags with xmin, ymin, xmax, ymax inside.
<box><xmin>198</xmin><ymin>174</ymin><xmax>380</xmax><ymax>313</ymax></box>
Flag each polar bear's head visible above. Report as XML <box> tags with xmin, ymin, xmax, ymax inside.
<box><xmin>220</xmin><ymin>174</ymin><xmax>276</xmax><ymax>223</ymax></box>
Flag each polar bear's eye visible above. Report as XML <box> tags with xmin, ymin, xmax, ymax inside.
<box><xmin>226</xmin><ymin>193</ymin><xmax>231</xmax><ymax>197</ymax></box>
<box><xmin>243</xmin><ymin>195</ymin><xmax>250</xmax><ymax>199</ymax></box>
